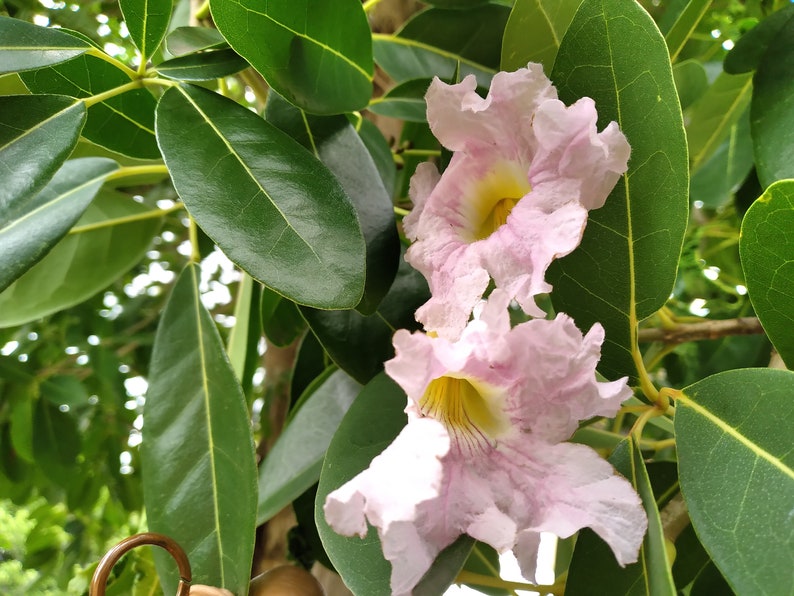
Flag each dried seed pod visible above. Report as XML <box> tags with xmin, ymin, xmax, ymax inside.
<box><xmin>249</xmin><ymin>565</ymin><xmax>325</xmax><ymax>596</ymax></box>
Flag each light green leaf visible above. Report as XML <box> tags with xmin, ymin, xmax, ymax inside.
<box><xmin>750</xmin><ymin>16</ymin><xmax>794</xmax><ymax>188</ymax></box>
<box><xmin>686</xmin><ymin>70</ymin><xmax>752</xmax><ymax>174</ymax></box>
<box><xmin>0</xmin><ymin>157</ymin><xmax>117</xmax><ymax>294</ymax></box>
<box><xmin>21</xmin><ymin>55</ymin><xmax>160</xmax><ymax>159</ymax></box>
<box><xmin>368</xmin><ymin>78</ymin><xmax>432</xmax><ymax>123</ymax></box>
<box><xmin>165</xmin><ymin>26</ymin><xmax>229</xmax><ymax>56</ymax></box>
<box><xmin>209</xmin><ymin>0</ymin><xmax>373</xmax><ymax>114</ymax></box>
<box><xmin>549</xmin><ymin>0</ymin><xmax>689</xmax><ymax>380</ymax></box>
<box><xmin>739</xmin><ymin>180</ymin><xmax>794</xmax><ymax>367</ymax></box>
<box><xmin>226</xmin><ymin>273</ymin><xmax>254</xmax><ymax>381</ymax></box>
<box><xmin>0</xmin><ymin>186</ymin><xmax>160</xmax><ymax>327</ymax></box>
<box><xmin>156</xmin><ymin>49</ymin><xmax>248</xmax><ymax>81</ymax></box>
<box><xmin>120</xmin><ymin>0</ymin><xmax>173</xmax><ymax>61</ymax></box>
<box><xmin>676</xmin><ymin>369</ymin><xmax>794</xmax><ymax>595</ymax></box>
<box><xmin>0</xmin><ymin>95</ymin><xmax>85</xmax><ymax>219</ymax></box>
<box><xmin>155</xmin><ymin>84</ymin><xmax>366</xmax><ymax>309</ymax></box>
<box><xmin>0</xmin><ymin>16</ymin><xmax>91</xmax><ymax>74</ymax></box>
<box><xmin>142</xmin><ymin>263</ymin><xmax>257</xmax><ymax>596</ymax></box>
<box><xmin>501</xmin><ymin>0</ymin><xmax>581</xmax><ymax>72</ymax></box>
<box><xmin>672</xmin><ymin>59</ymin><xmax>707</xmax><ymax>110</ymax></box>
<box><xmin>724</xmin><ymin>5</ymin><xmax>794</xmax><ymax>74</ymax></box>
<box><xmin>663</xmin><ymin>0</ymin><xmax>711</xmax><ymax>62</ymax></box>
<box><xmin>257</xmin><ymin>369</ymin><xmax>360</xmax><ymax>524</ymax></box>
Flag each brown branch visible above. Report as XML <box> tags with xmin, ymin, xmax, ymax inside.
<box><xmin>638</xmin><ymin>317</ymin><xmax>764</xmax><ymax>345</ymax></box>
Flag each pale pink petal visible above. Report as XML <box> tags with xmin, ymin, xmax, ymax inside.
<box><xmin>403</xmin><ymin>162</ymin><xmax>441</xmax><ymax>240</ymax></box>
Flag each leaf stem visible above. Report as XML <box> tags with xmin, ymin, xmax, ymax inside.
<box><xmin>395</xmin><ymin>148</ymin><xmax>442</xmax><ymax>157</ymax></box>
<box><xmin>362</xmin><ymin>0</ymin><xmax>387</xmax><ymax>13</ymax></box>
<box><xmin>455</xmin><ymin>571</ymin><xmax>564</xmax><ymax>595</ymax></box>
<box><xmin>105</xmin><ymin>165</ymin><xmax>170</xmax><ymax>182</ymax></box>
<box><xmin>394</xmin><ymin>206</ymin><xmax>410</xmax><ymax>217</ymax></box>
<box><xmin>82</xmin><ymin>80</ymin><xmax>144</xmax><ymax>108</ymax></box>
<box><xmin>638</xmin><ymin>317</ymin><xmax>764</xmax><ymax>345</ymax></box>
<box><xmin>194</xmin><ymin>0</ymin><xmax>211</xmax><ymax>20</ymax></box>
<box><xmin>86</xmin><ymin>47</ymin><xmax>139</xmax><ymax>79</ymax></box>
<box><xmin>69</xmin><ymin>205</ymin><xmax>181</xmax><ymax>235</ymax></box>
<box><xmin>188</xmin><ymin>216</ymin><xmax>201</xmax><ymax>263</ymax></box>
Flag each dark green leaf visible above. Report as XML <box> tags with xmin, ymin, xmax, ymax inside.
<box><xmin>0</xmin><ymin>15</ymin><xmax>91</xmax><ymax>74</ymax></box>
<box><xmin>0</xmin><ymin>94</ymin><xmax>85</xmax><ymax>218</ymax></box>
<box><xmin>724</xmin><ymin>5</ymin><xmax>794</xmax><ymax>74</ymax></box>
<box><xmin>32</xmin><ymin>398</ymin><xmax>80</xmax><ymax>474</ymax></box>
<box><xmin>156</xmin><ymin>49</ymin><xmax>248</xmax><ymax>81</ymax></box>
<box><xmin>672</xmin><ymin>59</ymin><xmax>707</xmax><ymax>110</ymax></box>
<box><xmin>460</xmin><ymin>543</ymin><xmax>508</xmax><ymax>595</ymax></box>
<box><xmin>155</xmin><ymin>84</ymin><xmax>366</xmax><ymax>309</ymax></box>
<box><xmin>663</xmin><ymin>0</ymin><xmax>711</xmax><ymax>62</ymax></box>
<box><xmin>165</xmin><ymin>26</ymin><xmax>229</xmax><ymax>56</ymax></box>
<box><xmin>549</xmin><ymin>0</ymin><xmax>689</xmax><ymax>380</ymax></box>
<box><xmin>676</xmin><ymin>369</ymin><xmax>794</xmax><ymax>595</ymax></box>
<box><xmin>501</xmin><ymin>0</ymin><xmax>581</xmax><ymax>72</ymax></box>
<box><xmin>356</xmin><ymin>117</ymin><xmax>398</xmax><ymax>199</ymax></box>
<box><xmin>21</xmin><ymin>55</ymin><xmax>160</xmax><ymax>159</ymax></box>
<box><xmin>264</xmin><ymin>91</ymin><xmax>399</xmax><ymax>314</ymax></box>
<box><xmin>120</xmin><ymin>0</ymin><xmax>174</xmax><ymax>61</ymax></box>
<box><xmin>142</xmin><ymin>263</ymin><xmax>257</xmax><ymax>595</ymax></box>
<box><xmin>739</xmin><ymin>180</ymin><xmax>794</xmax><ymax>367</ymax></box>
<box><xmin>0</xmin><ymin>157</ymin><xmax>118</xmax><ymax>294</ymax></box>
<box><xmin>260</xmin><ymin>288</ymin><xmax>306</xmax><ymax>348</ymax></box>
<box><xmin>368</xmin><ymin>78</ymin><xmax>432</xmax><ymax>123</ymax></box>
<box><xmin>210</xmin><ymin>0</ymin><xmax>373</xmax><ymax>114</ymax></box>
<box><xmin>0</xmin><ymin>186</ymin><xmax>160</xmax><ymax>327</ymax></box>
<box><xmin>257</xmin><ymin>369</ymin><xmax>360</xmax><ymax>524</ymax></box>
<box><xmin>750</xmin><ymin>16</ymin><xmax>794</xmax><ymax>187</ymax></box>
<box><xmin>315</xmin><ymin>373</ymin><xmax>472</xmax><ymax>595</ymax></box>
<box><xmin>40</xmin><ymin>375</ymin><xmax>91</xmax><ymax>409</ymax></box>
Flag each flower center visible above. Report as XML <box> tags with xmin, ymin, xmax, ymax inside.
<box><xmin>419</xmin><ymin>376</ymin><xmax>509</xmax><ymax>451</ymax></box>
<box><xmin>475</xmin><ymin>197</ymin><xmax>519</xmax><ymax>241</ymax></box>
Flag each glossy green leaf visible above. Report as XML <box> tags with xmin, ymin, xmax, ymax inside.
<box><xmin>686</xmin><ymin>71</ymin><xmax>752</xmax><ymax>173</ymax></box>
<box><xmin>0</xmin><ymin>15</ymin><xmax>91</xmax><ymax>74</ymax></box>
<box><xmin>565</xmin><ymin>438</ymin><xmax>676</xmax><ymax>596</ymax></box>
<box><xmin>0</xmin><ymin>186</ymin><xmax>160</xmax><ymax>328</ymax></box>
<box><xmin>257</xmin><ymin>369</ymin><xmax>360</xmax><ymax>524</ymax></box>
<box><xmin>0</xmin><ymin>157</ymin><xmax>117</xmax><ymax>294</ymax></box>
<box><xmin>302</xmin><ymin>253</ymin><xmax>430</xmax><ymax>384</ymax></box>
<box><xmin>739</xmin><ymin>180</ymin><xmax>794</xmax><ymax>367</ymax></box>
<box><xmin>315</xmin><ymin>373</ymin><xmax>473</xmax><ymax>595</ymax></box>
<box><xmin>676</xmin><ymin>369</ymin><xmax>794</xmax><ymax>595</ymax></box>
<box><xmin>165</xmin><ymin>26</ymin><xmax>229</xmax><ymax>56</ymax></box>
<box><xmin>209</xmin><ymin>0</ymin><xmax>373</xmax><ymax>114</ymax></box>
<box><xmin>368</xmin><ymin>78</ymin><xmax>432</xmax><ymax>123</ymax></box>
<box><xmin>356</xmin><ymin>117</ymin><xmax>398</xmax><ymax>199</ymax></box>
<box><xmin>120</xmin><ymin>0</ymin><xmax>173</xmax><ymax>61</ymax></box>
<box><xmin>663</xmin><ymin>0</ymin><xmax>711</xmax><ymax>62</ymax></box>
<box><xmin>155</xmin><ymin>84</ymin><xmax>366</xmax><ymax>309</ymax></box>
<box><xmin>21</xmin><ymin>55</ymin><xmax>160</xmax><ymax>159</ymax></box>
<box><xmin>549</xmin><ymin>0</ymin><xmax>689</xmax><ymax>380</ymax></box>
<box><xmin>724</xmin><ymin>5</ymin><xmax>794</xmax><ymax>74</ymax></box>
<box><xmin>226</xmin><ymin>273</ymin><xmax>254</xmax><ymax>382</ymax></box>
<box><xmin>142</xmin><ymin>263</ymin><xmax>257</xmax><ymax>595</ymax></box>
<box><xmin>260</xmin><ymin>288</ymin><xmax>306</xmax><ymax>348</ymax></box>
<box><xmin>750</xmin><ymin>16</ymin><xmax>794</xmax><ymax>188</ymax></box>
<box><xmin>501</xmin><ymin>0</ymin><xmax>581</xmax><ymax>72</ymax></box>
<box><xmin>672</xmin><ymin>59</ymin><xmax>707</xmax><ymax>110</ymax></box>
<box><xmin>264</xmin><ymin>91</ymin><xmax>399</xmax><ymax>314</ymax></box>
<box><xmin>156</xmin><ymin>49</ymin><xmax>248</xmax><ymax>81</ymax></box>
<box><xmin>0</xmin><ymin>94</ymin><xmax>85</xmax><ymax>218</ymax></box>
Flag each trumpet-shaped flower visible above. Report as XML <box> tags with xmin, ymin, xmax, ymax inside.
<box><xmin>324</xmin><ymin>292</ymin><xmax>646</xmax><ymax>595</ymax></box>
<box><xmin>404</xmin><ymin>64</ymin><xmax>630</xmax><ymax>339</ymax></box>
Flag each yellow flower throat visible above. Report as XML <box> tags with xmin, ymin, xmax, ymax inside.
<box><xmin>463</xmin><ymin>162</ymin><xmax>531</xmax><ymax>242</ymax></box>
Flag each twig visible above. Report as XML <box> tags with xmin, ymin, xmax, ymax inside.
<box><xmin>638</xmin><ymin>317</ymin><xmax>764</xmax><ymax>345</ymax></box>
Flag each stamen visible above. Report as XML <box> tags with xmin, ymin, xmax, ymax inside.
<box><xmin>475</xmin><ymin>197</ymin><xmax>519</xmax><ymax>240</ymax></box>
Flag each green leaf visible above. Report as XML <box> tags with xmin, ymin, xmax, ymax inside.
<box><xmin>0</xmin><ymin>94</ymin><xmax>85</xmax><ymax>218</ymax></box>
<box><xmin>0</xmin><ymin>157</ymin><xmax>118</xmax><ymax>294</ymax></box>
<box><xmin>501</xmin><ymin>0</ymin><xmax>581</xmax><ymax>72</ymax></box>
<box><xmin>421</xmin><ymin>0</ymin><xmax>490</xmax><ymax>7</ymax></box>
<box><xmin>315</xmin><ymin>373</ymin><xmax>473</xmax><ymax>595</ymax></box>
<box><xmin>155</xmin><ymin>84</ymin><xmax>366</xmax><ymax>309</ymax></box>
<box><xmin>672</xmin><ymin>59</ymin><xmax>707</xmax><ymax>110</ymax></box>
<box><xmin>165</xmin><ymin>26</ymin><xmax>229</xmax><ymax>56</ymax></box>
<box><xmin>723</xmin><ymin>5</ymin><xmax>794</xmax><ymax>74</ymax></box>
<box><xmin>0</xmin><ymin>186</ymin><xmax>160</xmax><ymax>328</ymax></box>
<box><xmin>676</xmin><ymin>369</ymin><xmax>794</xmax><ymax>595</ymax></box>
<box><xmin>356</xmin><ymin>117</ymin><xmax>398</xmax><ymax>199</ymax></box>
<box><xmin>257</xmin><ymin>369</ymin><xmax>360</xmax><ymax>524</ymax></box>
<box><xmin>739</xmin><ymin>180</ymin><xmax>794</xmax><ymax>367</ymax></box>
<box><xmin>209</xmin><ymin>0</ymin><xmax>373</xmax><ymax>114</ymax></box>
<box><xmin>21</xmin><ymin>55</ymin><xmax>160</xmax><ymax>159</ymax></box>
<box><xmin>663</xmin><ymin>0</ymin><xmax>711</xmax><ymax>62</ymax></box>
<box><xmin>686</xmin><ymin>71</ymin><xmax>752</xmax><ymax>174</ymax></box>
<box><xmin>0</xmin><ymin>15</ymin><xmax>91</xmax><ymax>74</ymax></box>
<box><xmin>156</xmin><ymin>49</ymin><xmax>248</xmax><ymax>81</ymax></box>
<box><xmin>32</xmin><ymin>399</ymin><xmax>80</xmax><ymax>478</ymax></box>
<box><xmin>260</xmin><ymin>288</ymin><xmax>307</xmax><ymax>348</ymax></box>
<box><xmin>750</xmin><ymin>16</ymin><xmax>794</xmax><ymax>188</ymax></box>
<box><xmin>120</xmin><ymin>0</ymin><xmax>174</xmax><ymax>61</ymax></box>
<box><xmin>368</xmin><ymin>78</ymin><xmax>432</xmax><ymax>123</ymax></box>
<box><xmin>549</xmin><ymin>0</ymin><xmax>689</xmax><ymax>381</ymax></box>
<box><xmin>264</xmin><ymin>91</ymin><xmax>399</xmax><ymax>314</ymax></box>
<box><xmin>142</xmin><ymin>263</ymin><xmax>257</xmax><ymax>595</ymax></box>
<box><xmin>565</xmin><ymin>438</ymin><xmax>676</xmax><ymax>596</ymax></box>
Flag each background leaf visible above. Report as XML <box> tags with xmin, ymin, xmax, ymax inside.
<box><xmin>663</xmin><ymin>0</ymin><xmax>711</xmax><ymax>62</ymax></box>
<box><xmin>155</xmin><ymin>84</ymin><xmax>366</xmax><ymax>309</ymax></box>
<box><xmin>155</xmin><ymin>49</ymin><xmax>247</xmax><ymax>81</ymax></box>
<box><xmin>0</xmin><ymin>185</ymin><xmax>160</xmax><ymax>327</ymax></box>
<box><xmin>676</xmin><ymin>368</ymin><xmax>794</xmax><ymax>595</ymax></box>
<box><xmin>500</xmin><ymin>0</ymin><xmax>581</xmax><ymax>72</ymax></box>
<box><xmin>119</xmin><ymin>0</ymin><xmax>173</xmax><ymax>62</ymax></box>
<box><xmin>368</xmin><ymin>78</ymin><xmax>432</xmax><ymax>123</ymax></box>
<box><xmin>209</xmin><ymin>0</ymin><xmax>373</xmax><ymax>114</ymax></box>
<box><xmin>0</xmin><ymin>157</ymin><xmax>118</xmax><ymax>294</ymax></box>
<box><xmin>0</xmin><ymin>15</ymin><xmax>91</xmax><ymax>74</ymax></box>
<box><xmin>142</xmin><ymin>263</ymin><xmax>257</xmax><ymax>595</ymax></box>
<box><xmin>739</xmin><ymin>180</ymin><xmax>794</xmax><ymax>367</ymax></box>
<box><xmin>165</xmin><ymin>26</ymin><xmax>229</xmax><ymax>55</ymax></box>
<box><xmin>723</xmin><ymin>5</ymin><xmax>794</xmax><ymax>74</ymax></box>
<box><xmin>549</xmin><ymin>0</ymin><xmax>689</xmax><ymax>380</ymax></box>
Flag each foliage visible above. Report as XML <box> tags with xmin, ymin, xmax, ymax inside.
<box><xmin>0</xmin><ymin>0</ymin><xmax>792</xmax><ymax>594</ymax></box>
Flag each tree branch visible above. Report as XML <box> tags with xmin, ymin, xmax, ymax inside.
<box><xmin>639</xmin><ymin>317</ymin><xmax>764</xmax><ymax>345</ymax></box>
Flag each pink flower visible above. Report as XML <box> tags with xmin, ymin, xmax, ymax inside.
<box><xmin>324</xmin><ymin>292</ymin><xmax>646</xmax><ymax>595</ymax></box>
<box><xmin>404</xmin><ymin>64</ymin><xmax>630</xmax><ymax>339</ymax></box>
